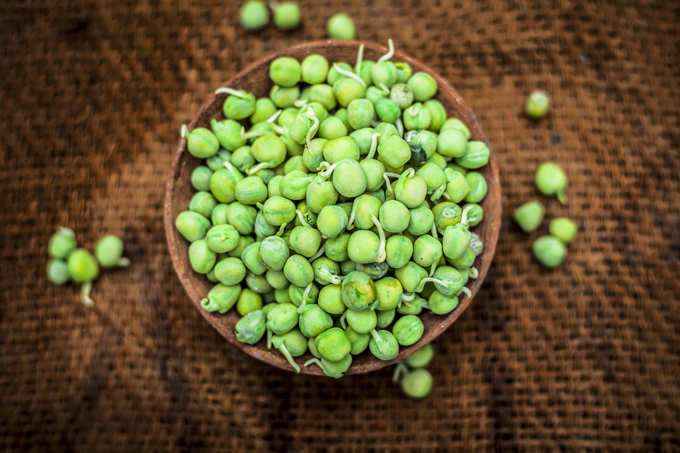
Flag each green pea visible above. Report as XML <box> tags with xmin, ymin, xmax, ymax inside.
<box><xmin>200</xmin><ymin>283</ymin><xmax>240</xmax><ymax>314</ymax></box>
<box><xmin>299</xmin><ymin>304</ymin><xmax>333</xmax><ymax>338</ymax></box>
<box><xmin>375</xmin><ymin>309</ymin><xmax>395</xmax><ymax>329</ymax></box>
<box><xmin>327</xmin><ymin>61</ymin><xmax>353</xmax><ymax>85</ymax></box>
<box><xmin>269</xmin><ymin>56</ymin><xmax>301</xmax><ymax>87</ymax></box>
<box><xmin>426</xmin><ymin>290</ymin><xmax>459</xmax><ymax>315</ymax></box>
<box><xmin>533</xmin><ymin>235</ymin><xmax>567</xmax><ymax>268</ymax></box>
<box><xmin>360</xmin><ymin>159</ymin><xmax>385</xmax><ymax>192</ymax></box>
<box><xmin>347</xmin><ymin>194</ymin><xmax>378</xmax><ymax>230</ymax></box>
<box><xmin>379</xmin><ymin>200</ymin><xmax>410</xmax><ymax>233</ymax></box>
<box><xmin>308</xmin><ymin>84</ymin><xmax>336</xmax><ymax>111</ymax></box>
<box><xmin>227</xmin><ymin>202</ymin><xmax>257</xmax><ymax>235</ymax></box>
<box><xmin>332</xmin><ymin>159</ymin><xmax>367</xmax><ymax>198</ymax></box>
<box><xmin>344</xmin><ymin>327</ymin><xmax>370</xmax><ymax>355</ymax></box>
<box><xmin>369</xmin><ymin>329</ymin><xmax>399</xmax><ymax>360</ymax></box>
<box><xmin>450</xmin><ymin>247</ymin><xmax>475</xmax><ymax>270</ymax></box>
<box><xmin>209</xmin><ymin>167</ymin><xmax>242</xmax><ymax>203</ymax></box>
<box><xmin>288</xmin><ymin>283</ymin><xmax>319</xmax><ymax>306</ymax></box>
<box><xmin>413</xmin><ymin>235</ymin><xmax>443</xmax><ymax>268</ymax></box>
<box><xmin>388</xmin><ymin>83</ymin><xmax>414</xmax><ymax>109</ymax></box>
<box><xmin>267</xmin><ymin>176</ymin><xmax>283</xmax><ymax>198</ymax></box>
<box><xmin>316</xmin><ymin>205</ymin><xmax>347</xmax><ymax>238</ymax></box>
<box><xmin>462</xmin><ymin>203</ymin><xmax>483</xmax><ymax>227</ymax></box>
<box><xmin>301</xmin><ymin>139</ymin><xmax>326</xmax><ymax>172</ymax></box>
<box><xmin>408</xmin><ymin>204</ymin><xmax>435</xmax><ymax>236</ymax></box>
<box><xmin>241</xmin><ymin>241</ymin><xmax>266</xmax><ymax>275</ymax></box>
<box><xmin>175</xmin><ymin>211</ymin><xmax>210</xmax><ymax>242</ymax></box>
<box><xmin>318</xmin><ymin>117</ymin><xmax>348</xmax><ymax>140</ymax></box>
<box><xmin>355</xmin><ymin>262</ymin><xmax>389</xmax><ymax>280</ymax></box>
<box><xmin>187</xmin><ymin>127</ymin><xmax>219</xmax><ymax>158</ymax></box>
<box><xmin>272</xmin><ymin>1</ymin><xmax>300</xmax><ymax>29</ymax></box>
<box><xmin>366</xmin><ymin>85</ymin><xmax>387</xmax><ymax>104</ymax></box>
<box><xmin>428</xmin><ymin>153</ymin><xmax>447</xmax><ymax>169</ymax></box>
<box><xmin>535</xmin><ymin>162</ymin><xmax>568</xmax><ymax>203</ymax></box>
<box><xmin>440</xmin><ymin>117</ymin><xmax>471</xmax><ymax>140</ymax></box>
<box><xmin>525</xmin><ymin>90</ymin><xmax>550</xmax><ymax>119</ymax></box>
<box><xmin>246</xmin><ymin>273</ymin><xmax>272</xmax><ymax>294</ymax></box>
<box><xmin>375</xmin><ymin>122</ymin><xmax>398</xmax><ymax>140</ymax></box>
<box><xmin>349</xmin><ymin>128</ymin><xmax>375</xmax><ymax>154</ymax></box>
<box><xmin>277</xmin><ymin>170</ymin><xmax>311</xmax><ymax>201</ymax></box>
<box><xmin>287</xmin><ymin>226</ymin><xmax>321</xmax><ymax>258</ymax></box>
<box><xmin>395</xmin><ymin>262</ymin><xmax>427</xmax><ymax>293</ymax></box>
<box><xmin>456</xmin><ymin>141</ymin><xmax>490</xmax><ymax>169</ymax></box>
<box><xmin>191</xmin><ymin>166</ymin><xmax>213</xmax><ymax>192</ymax></box>
<box><xmin>233</xmin><ymin>176</ymin><xmax>266</xmax><ymax>205</ymax></box>
<box><xmin>265</xmin><ymin>269</ymin><xmax>289</xmax><ymax>290</ymax></box>
<box><xmin>270</xmin><ymin>84</ymin><xmax>300</xmax><ymax>108</ymax></box>
<box><xmin>385</xmin><ymin>235</ymin><xmax>413</xmax><ymax>269</ymax></box>
<box><xmin>341</xmin><ymin>271</ymin><xmax>376</xmax><ymax>311</ymax></box>
<box><xmin>318</xmin><ymin>284</ymin><xmax>345</xmax><ymax>315</ymax></box>
<box><xmin>266</xmin><ymin>303</ymin><xmax>298</xmax><ymax>335</ymax></box>
<box><xmin>358</xmin><ymin>60</ymin><xmax>375</xmax><ymax>85</ymax></box>
<box><xmin>378</xmin><ymin>135</ymin><xmax>411</xmax><ymax>169</ymax></box>
<box><xmin>333</xmin><ymin>77</ymin><xmax>366</xmax><ymax>108</ymax></box>
<box><xmin>407</xmin><ymin>72</ymin><xmax>437</xmax><ymax>101</ymax></box>
<box><xmin>432</xmin><ymin>266</ymin><xmax>466</xmax><ymax>296</ymax></box>
<box><xmin>325</xmin><ymin>233</ymin><xmax>350</xmax><ymax>262</ymax></box>
<box><xmin>315</xmin><ymin>327</ymin><xmax>351</xmax><ymax>361</ymax></box>
<box><xmin>433</xmin><ymin>202</ymin><xmax>462</xmax><ymax>232</ymax></box>
<box><xmin>549</xmin><ymin>218</ymin><xmax>577</xmax><ymax>244</ymax></box>
<box><xmin>435</xmin><ymin>129</ymin><xmax>465</xmax><ymax>159</ymax></box>
<box><xmin>405</xmin><ymin>344</ymin><xmax>434</xmax><ymax>368</ymax></box>
<box><xmin>444</xmin><ymin>171</ymin><xmax>469</xmax><ymax>203</ymax></box>
<box><xmin>283</xmin><ymin>254</ymin><xmax>314</xmax><ymax>287</ymax></box>
<box><xmin>394</xmin><ymin>173</ymin><xmax>427</xmax><ymax>208</ymax></box>
<box><xmin>273</xmin><ymin>287</ymin><xmax>291</xmax><ymax>304</ymax></box>
<box><xmin>250</xmin><ymin>98</ymin><xmax>277</xmax><ymax>124</ymax></box>
<box><xmin>374</xmin><ymin>277</ymin><xmax>403</xmax><ymax>311</ymax></box>
<box><xmin>229</xmin><ymin>146</ymin><xmax>253</xmax><ymax>172</ymax></box>
<box><xmin>327</xmin><ymin>13</ymin><xmax>355</xmax><ymax>40</ymax></box>
<box><xmin>347</xmin><ymin>230</ymin><xmax>381</xmax><ymax>264</ymax></box>
<box><xmin>513</xmin><ymin>201</ymin><xmax>544</xmax><ymax>233</ymax></box>
<box><xmin>205</xmin><ymin>225</ymin><xmax>238</xmax><ymax>253</ymax></box>
<box><xmin>401</xmin><ymin>369</ymin><xmax>432</xmax><ymax>398</ymax></box>
<box><xmin>48</xmin><ymin>228</ymin><xmax>78</xmax><ymax>260</ymax></box>
<box><xmin>323</xmin><ymin>136</ymin><xmax>360</xmax><ymax>163</ymax></box>
<box><xmin>403</xmin><ymin>102</ymin><xmax>431</xmax><ymax>130</ymax></box>
<box><xmin>221</xmin><ymin>91</ymin><xmax>256</xmax><ymax>120</ymax></box>
<box><xmin>259</xmin><ymin>236</ymin><xmax>289</xmax><ymax>271</ymax></box>
<box><xmin>229</xmin><ymin>235</ymin><xmax>254</xmax><ymax>258</ymax></box>
<box><xmin>189</xmin><ymin>191</ymin><xmax>217</xmax><ymax>218</ymax></box>
<box><xmin>415</xmin><ymin>163</ymin><xmax>445</xmax><ymax>194</ymax></box>
<box><xmin>422</xmin><ymin>99</ymin><xmax>446</xmax><ymax>132</ymax></box>
<box><xmin>398</xmin><ymin>295</ymin><xmax>428</xmax><ymax>315</ymax></box>
<box><xmin>347</xmin><ymin>98</ymin><xmax>375</xmax><ymax>129</ymax></box>
<box><xmin>188</xmin><ymin>240</ymin><xmax>216</xmax><ymax>274</ymax></box>
<box><xmin>309</xmin><ymin>354</ymin><xmax>352</xmax><ymax>378</ymax></box>
<box><xmin>272</xmin><ymin>329</ymin><xmax>307</xmax><ymax>371</ymax></box>
<box><xmin>236</xmin><ymin>288</ymin><xmax>262</xmax><ymax>316</ymax></box>
<box><xmin>312</xmin><ymin>257</ymin><xmax>341</xmax><ymax>286</ymax></box>
<box><xmin>252</xmin><ymin>135</ymin><xmax>287</xmax><ymax>168</ymax></box>
<box><xmin>262</xmin><ymin>196</ymin><xmax>296</xmax><ymax>226</ymax></box>
<box><xmin>371</xmin><ymin>61</ymin><xmax>397</xmax><ymax>89</ymax></box>
<box><xmin>278</xmin><ymin>107</ymin><xmax>299</xmax><ymax>129</ymax></box>
<box><xmin>235</xmin><ymin>310</ymin><xmax>266</xmax><ymax>345</ymax></box>
<box><xmin>464</xmin><ymin>172</ymin><xmax>487</xmax><ymax>203</ymax></box>
<box><xmin>213</xmin><ymin>257</ymin><xmax>246</xmax><ymax>285</ymax></box>
<box><xmin>346</xmin><ymin>309</ymin><xmax>377</xmax><ymax>334</ymax></box>
<box><xmin>442</xmin><ymin>224</ymin><xmax>471</xmax><ymax>260</ymax></box>
<box><xmin>373</xmin><ymin>98</ymin><xmax>399</xmax><ymax>123</ymax></box>
<box><xmin>283</xmin><ymin>156</ymin><xmax>306</xmax><ymax>175</ymax></box>
<box><xmin>300</xmin><ymin>54</ymin><xmax>329</xmax><ymax>85</ymax></box>
<box><xmin>92</xmin><ymin>235</ymin><xmax>125</xmax><ymax>268</ymax></box>
<box><xmin>239</xmin><ymin>1</ymin><xmax>269</xmax><ymax>30</ymax></box>
<box><xmin>392</xmin><ymin>314</ymin><xmax>424</xmax><ymax>346</ymax></box>
<box><xmin>47</xmin><ymin>259</ymin><xmax>70</xmax><ymax>285</ymax></box>
<box><xmin>205</xmin><ymin>149</ymin><xmax>231</xmax><ymax>172</ymax></box>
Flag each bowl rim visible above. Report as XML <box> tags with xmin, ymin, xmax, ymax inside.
<box><xmin>164</xmin><ymin>39</ymin><xmax>502</xmax><ymax>376</ymax></box>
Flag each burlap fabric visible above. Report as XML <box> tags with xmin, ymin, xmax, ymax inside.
<box><xmin>1</xmin><ymin>0</ymin><xmax>679</xmax><ymax>451</ymax></box>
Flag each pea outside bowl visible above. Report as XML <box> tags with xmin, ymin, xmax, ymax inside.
<box><xmin>164</xmin><ymin>40</ymin><xmax>502</xmax><ymax>376</ymax></box>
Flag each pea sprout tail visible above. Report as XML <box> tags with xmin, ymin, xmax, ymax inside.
<box><xmin>215</xmin><ymin>87</ymin><xmax>246</xmax><ymax>98</ymax></box>
<box><xmin>401</xmin><ymin>293</ymin><xmax>416</xmax><ymax>302</ymax></box>
<box><xmin>304</xmin><ymin>357</ymin><xmax>321</xmax><ymax>368</ymax></box>
<box><xmin>403</xmin><ymin>130</ymin><xmax>417</xmax><ymax>143</ymax></box>
<box><xmin>293</xmin><ymin>99</ymin><xmax>308</xmax><ymax>108</ymax></box>
<box><xmin>277</xmin><ymin>343</ymin><xmax>301</xmax><ymax>373</ymax></box>
<box><xmin>460</xmin><ymin>204</ymin><xmax>475</xmax><ymax>226</ymax></box>
<box><xmin>378</xmin><ymin>38</ymin><xmax>395</xmax><ymax>62</ymax></box>
<box><xmin>319</xmin><ymin>269</ymin><xmax>342</xmax><ymax>285</ymax></box>
<box><xmin>393</xmin><ymin>362</ymin><xmax>409</xmax><ymax>383</ymax></box>
<box><xmin>366</xmin><ymin>133</ymin><xmax>380</xmax><ymax>159</ymax></box>
<box><xmin>431</xmin><ymin>222</ymin><xmax>438</xmax><ymax>240</ymax></box>
<box><xmin>276</xmin><ymin>223</ymin><xmax>287</xmax><ymax>236</ymax></box>
<box><xmin>383</xmin><ymin>173</ymin><xmax>398</xmax><ymax>196</ymax></box>
<box><xmin>459</xmin><ymin>287</ymin><xmax>472</xmax><ymax>298</ymax></box>
<box><xmin>469</xmin><ymin>267</ymin><xmax>479</xmax><ymax>279</ymax></box>
<box><xmin>378</xmin><ymin>83</ymin><xmax>390</xmax><ymax>95</ymax></box>
<box><xmin>267</xmin><ymin>328</ymin><xmax>273</xmax><ymax>349</ymax></box>
<box><xmin>441</xmin><ymin>192</ymin><xmax>451</xmax><ymax>201</ymax></box>
<box><xmin>346</xmin><ymin>203</ymin><xmax>358</xmax><ymax>230</ymax></box>
<box><xmin>340</xmin><ymin>312</ymin><xmax>347</xmax><ymax>330</ymax></box>
<box><xmin>255</xmin><ymin>202</ymin><xmax>265</xmax><ymax>210</ymax></box>
<box><xmin>332</xmin><ymin>63</ymin><xmax>366</xmax><ymax>87</ymax></box>
<box><xmin>57</xmin><ymin>226</ymin><xmax>75</xmax><ymax>237</ymax></box>
<box><xmin>318</xmin><ymin>161</ymin><xmax>337</xmax><ymax>179</ymax></box>
<box><xmin>269</xmin><ymin>123</ymin><xmax>286</xmax><ymax>136</ymax></box>
<box><xmin>416</xmin><ymin>277</ymin><xmax>448</xmax><ymax>293</ymax></box>
<box><xmin>371</xmin><ymin>215</ymin><xmax>387</xmax><ymax>263</ymax></box>
<box><xmin>304</xmin><ymin>106</ymin><xmax>320</xmax><ymax>149</ymax></box>
<box><xmin>246</xmin><ymin>162</ymin><xmax>269</xmax><ymax>176</ymax></box>
<box><xmin>557</xmin><ymin>190</ymin><xmax>568</xmax><ymax>205</ymax></box>
<box><xmin>296</xmin><ymin>210</ymin><xmax>310</xmax><ymax>228</ymax></box>
<box><xmin>354</xmin><ymin>44</ymin><xmax>365</xmax><ymax>74</ymax></box>
<box><xmin>265</xmin><ymin>109</ymin><xmax>282</xmax><ymax>124</ymax></box>
<box><xmin>370</xmin><ymin>300</ymin><xmax>380</xmax><ymax>310</ymax></box>
<box><xmin>117</xmin><ymin>257</ymin><xmax>131</xmax><ymax>267</ymax></box>
<box><xmin>80</xmin><ymin>282</ymin><xmax>94</xmax><ymax>307</ymax></box>
<box><xmin>222</xmin><ymin>161</ymin><xmax>239</xmax><ymax>179</ymax></box>
<box><xmin>309</xmin><ymin>245</ymin><xmax>325</xmax><ymax>262</ymax></box>
<box><xmin>395</xmin><ymin>118</ymin><xmax>404</xmax><ymax>137</ymax></box>
<box><xmin>180</xmin><ymin>124</ymin><xmax>189</xmax><ymax>139</ymax></box>
<box><xmin>429</xmin><ymin>262</ymin><xmax>438</xmax><ymax>277</ymax></box>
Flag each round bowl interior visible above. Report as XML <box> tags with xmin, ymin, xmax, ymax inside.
<box><xmin>164</xmin><ymin>40</ymin><xmax>501</xmax><ymax>376</ymax></box>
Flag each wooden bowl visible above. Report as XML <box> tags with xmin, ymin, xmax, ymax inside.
<box><xmin>164</xmin><ymin>40</ymin><xmax>501</xmax><ymax>376</ymax></box>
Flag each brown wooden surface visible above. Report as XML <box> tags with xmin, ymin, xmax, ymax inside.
<box><xmin>164</xmin><ymin>40</ymin><xmax>502</xmax><ymax>375</ymax></box>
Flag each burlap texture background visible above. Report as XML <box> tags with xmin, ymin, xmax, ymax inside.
<box><xmin>1</xmin><ymin>0</ymin><xmax>679</xmax><ymax>451</ymax></box>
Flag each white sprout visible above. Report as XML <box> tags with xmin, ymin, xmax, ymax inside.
<box><xmin>332</xmin><ymin>63</ymin><xmax>366</xmax><ymax>87</ymax></box>
<box><xmin>318</xmin><ymin>161</ymin><xmax>338</xmax><ymax>179</ymax></box>
<box><xmin>309</xmin><ymin>245</ymin><xmax>326</xmax><ymax>262</ymax></box>
<box><xmin>277</xmin><ymin>343</ymin><xmax>301</xmax><ymax>373</ymax></box>
<box><xmin>371</xmin><ymin>215</ymin><xmax>386</xmax><ymax>263</ymax></box>
<box><xmin>469</xmin><ymin>267</ymin><xmax>479</xmax><ymax>279</ymax></box>
<box><xmin>57</xmin><ymin>226</ymin><xmax>75</xmax><ymax>237</ymax></box>
<box><xmin>401</xmin><ymin>293</ymin><xmax>416</xmax><ymax>302</ymax></box>
<box><xmin>80</xmin><ymin>283</ymin><xmax>93</xmax><ymax>307</ymax></box>
<box><xmin>318</xmin><ymin>268</ymin><xmax>342</xmax><ymax>285</ymax></box>
<box><xmin>245</xmin><ymin>161</ymin><xmax>269</xmax><ymax>175</ymax></box>
<box><xmin>431</xmin><ymin>184</ymin><xmax>447</xmax><ymax>201</ymax></box>
<box><xmin>378</xmin><ymin>38</ymin><xmax>395</xmax><ymax>62</ymax></box>
<box><xmin>340</xmin><ymin>312</ymin><xmax>347</xmax><ymax>330</ymax></box>
<box><xmin>395</xmin><ymin>117</ymin><xmax>404</xmax><ymax>136</ymax></box>
<box><xmin>180</xmin><ymin>124</ymin><xmax>189</xmax><ymax>139</ymax></box>
<box><xmin>223</xmin><ymin>161</ymin><xmax>240</xmax><ymax>178</ymax></box>
<box><xmin>459</xmin><ymin>287</ymin><xmax>472</xmax><ymax>298</ymax></box>
<box><xmin>266</xmin><ymin>110</ymin><xmax>282</xmax><ymax>123</ymax></box>
<box><xmin>354</xmin><ymin>44</ymin><xmax>365</xmax><ymax>74</ymax></box>
<box><xmin>392</xmin><ymin>362</ymin><xmax>408</xmax><ymax>383</ymax></box>
<box><xmin>293</xmin><ymin>99</ymin><xmax>308</xmax><ymax>108</ymax></box>
<box><xmin>215</xmin><ymin>87</ymin><xmax>246</xmax><ymax>98</ymax></box>
<box><xmin>431</xmin><ymin>221</ymin><xmax>438</xmax><ymax>240</ymax></box>
<box><xmin>378</xmin><ymin>83</ymin><xmax>390</xmax><ymax>95</ymax></box>
<box><xmin>383</xmin><ymin>174</ymin><xmax>394</xmax><ymax>195</ymax></box>
<box><xmin>267</xmin><ymin>329</ymin><xmax>272</xmax><ymax>349</ymax></box>
<box><xmin>304</xmin><ymin>106</ymin><xmax>319</xmax><ymax>149</ymax></box>
<box><xmin>460</xmin><ymin>204</ymin><xmax>475</xmax><ymax>226</ymax></box>
<box><xmin>117</xmin><ymin>257</ymin><xmax>130</xmax><ymax>267</ymax></box>
<box><xmin>296</xmin><ymin>210</ymin><xmax>310</xmax><ymax>228</ymax></box>
<box><xmin>366</xmin><ymin>133</ymin><xmax>380</xmax><ymax>159</ymax></box>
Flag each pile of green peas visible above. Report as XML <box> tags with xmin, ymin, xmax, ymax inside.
<box><xmin>513</xmin><ymin>162</ymin><xmax>577</xmax><ymax>268</ymax></box>
<box><xmin>393</xmin><ymin>343</ymin><xmax>435</xmax><ymax>398</ymax></box>
<box><xmin>47</xmin><ymin>228</ymin><xmax>129</xmax><ymax>305</ymax></box>
<box><xmin>176</xmin><ymin>40</ymin><xmax>491</xmax><ymax>377</ymax></box>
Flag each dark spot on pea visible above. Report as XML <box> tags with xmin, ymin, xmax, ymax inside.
<box><xmin>409</xmin><ymin>144</ymin><xmax>427</xmax><ymax>166</ymax></box>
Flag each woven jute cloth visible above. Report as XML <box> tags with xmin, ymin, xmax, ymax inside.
<box><xmin>2</xmin><ymin>0</ymin><xmax>679</xmax><ymax>451</ymax></box>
